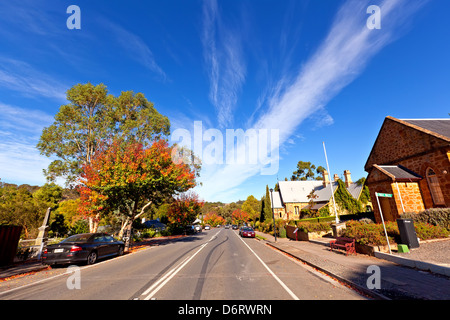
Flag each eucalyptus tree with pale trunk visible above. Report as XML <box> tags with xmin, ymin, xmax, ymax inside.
<box><xmin>37</xmin><ymin>83</ymin><xmax>170</xmax><ymax>232</ymax></box>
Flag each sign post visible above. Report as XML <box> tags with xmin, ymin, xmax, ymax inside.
<box><xmin>323</xmin><ymin>142</ymin><xmax>339</xmax><ymax>224</ymax></box>
<box><xmin>375</xmin><ymin>192</ymin><xmax>393</xmax><ymax>254</ymax></box>
<box><xmin>293</xmin><ymin>227</ymin><xmax>298</xmax><ymax>241</ymax></box>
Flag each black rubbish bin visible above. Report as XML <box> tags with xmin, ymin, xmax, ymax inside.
<box><xmin>396</xmin><ymin>219</ymin><xmax>420</xmax><ymax>249</ymax></box>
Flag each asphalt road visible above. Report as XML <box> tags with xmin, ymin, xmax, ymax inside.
<box><xmin>0</xmin><ymin>228</ymin><xmax>366</xmax><ymax>300</ymax></box>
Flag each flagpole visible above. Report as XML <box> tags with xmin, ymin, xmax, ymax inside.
<box><xmin>323</xmin><ymin>142</ymin><xmax>339</xmax><ymax>224</ymax></box>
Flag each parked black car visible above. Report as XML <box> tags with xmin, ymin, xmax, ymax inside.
<box><xmin>42</xmin><ymin>233</ymin><xmax>124</xmax><ymax>266</ymax></box>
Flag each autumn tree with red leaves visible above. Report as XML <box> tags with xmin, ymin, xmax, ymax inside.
<box><xmin>78</xmin><ymin>139</ymin><xmax>198</xmax><ymax>250</ymax></box>
<box><xmin>203</xmin><ymin>212</ymin><xmax>226</xmax><ymax>227</ymax></box>
<box><xmin>232</xmin><ymin>209</ymin><xmax>249</xmax><ymax>226</ymax></box>
<box><xmin>167</xmin><ymin>193</ymin><xmax>204</xmax><ymax>232</ymax></box>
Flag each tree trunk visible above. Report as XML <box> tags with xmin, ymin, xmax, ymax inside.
<box><xmin>118</xmin><ymin>217</ymin><xmax>132</xmax><ymax>239</ymax></box>
<box><xmin>120</xmin><ymin>215</ymin><xmax>133</xmax><ymax>253</ymax></box>
<box><xmin>88</xmin><ymin>214</ymin><xmax>100</xmax><ymax>233</ymax></box>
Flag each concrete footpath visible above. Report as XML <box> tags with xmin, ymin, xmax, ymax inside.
<box><xmin>255</xmin><ymin>231</ymin><xmax>450</xmax><ymax>300</ymax></box>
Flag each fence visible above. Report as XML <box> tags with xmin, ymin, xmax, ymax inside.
<box><xmin>0</xmin><ymin>225</ymin><xmax>23</xmax><ymax>266</ymax></box>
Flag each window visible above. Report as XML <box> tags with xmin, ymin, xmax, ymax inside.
<box><xmin>294</xmin><ymin>206</ymin><xmax>300</xmax><ymax>216</ymax></box>
<box><xmin>94</xmin><ymin>235</ymin><xmax>106</xmax><ymax>242</ymax></box>
<box><xmin>427</xmin><ymin>168</ymin><xmax>445</xmax><ymax>205</ymax></box>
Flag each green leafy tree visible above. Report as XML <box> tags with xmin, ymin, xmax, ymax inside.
<box><xmin>291</xmin><ymin>161</ymin><xmax>325</xmax><ymax>181</ymax></box>
<box><xmin>0</xmin><ymin>183</ymin><xmax>42</xmax><ymax>238</ymax></box>
<box><xmin>37</xmin><ymin>83</ymin><xmax>170</xmax><ymax>184</ymax></box>
<box><xmin>242</xmin><ymin>195</ymin><xmax>260</xmax><ymax>222</ymax></box>
<box><xmin>263</xmin><ymin>185</ymin><xmax>272</xmax><ymax>222</ymax></box>
<box><xmin>33</xmin><ymin>183</ymin><xmax>63</xmax><ymax>210</ymax></box>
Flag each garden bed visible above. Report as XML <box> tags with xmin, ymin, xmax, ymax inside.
<box><xmin>286</xmin><ymin>224</ymin><xmax>331</xmax><ymax>241</ymax></box>
<box><xmin>341</xmin><ymin>220</ymin><xmax>449</xmax><ymax>254</ymax></box>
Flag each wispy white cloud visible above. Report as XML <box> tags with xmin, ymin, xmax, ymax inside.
<box><xmin>198</xmin><ymin>0</ymin><xmax>428</xmax><ymax>201</ymax></box>
<box><xmin>101</xmin><ymin>19</ymin><xmax>167</xmax><ymax>81</ymax></box>
<box><xmin>0</xmin><ymin>57</ymin><xmax>68</xmax><ymax>101</ymax></box>
<box><xmin>202</xmin><ymin>0</ymin><xmax>246</xmax><ymax>128</ymax></box>
<box><xmin>0</xmin><ymin>102</ymin><xmax>55</xmax><ymax>186</ymax></box>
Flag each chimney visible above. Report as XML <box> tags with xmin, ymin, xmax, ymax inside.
<box><xmin>333</xmin><ymin>174</ymin><xmax>339</xmax><ymax>182</ymax></box>
<box><xmin>322</xmin><ymin>170</ymin><xmax>330</xmax><ymax>186</ymax></box>
<box><xmin>344</xmin><ymin>170</ymin><xmax>352</xmax><ymax>187</ymax></box>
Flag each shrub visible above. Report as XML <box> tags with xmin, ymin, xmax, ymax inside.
<box><xmin>414</xmin><ymin>222</ymin><xmax>449</xmax><ymax>240</ymax></box>
<box><xmin>341</xmin><ymin>220</ymin><xmax>397</xmax><ymax>246</ymax></box>
<box><xmin>278</xmin><ymin>226</ymin><xmax>286</xmax><ymax>238</ymax></box>
<box><xmin>358</xmin><ymin>218</ymin><xmax>374</xmax><ymax>224</ymax></box>
<box><xmin>341</xmin><ymin>220</ymin><xmax>449</xmax><ymax>246</ymax></box>
<box><xmin>296</xmin><ymin>221</ymin><xmax>332</xmax><ymax>233</ymax></box>
<box><xmin>403</xmin><ymin>208</ymin><xmax>450</xmax><ymax>231</ymax></box>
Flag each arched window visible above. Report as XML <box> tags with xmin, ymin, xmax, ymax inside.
<box><xmin>426</xmin><ymin>168</ymin><xmax>445</xmax><ymax>205</ymax></box>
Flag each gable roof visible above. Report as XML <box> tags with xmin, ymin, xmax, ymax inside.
<box><xmin>365</xmin><ymin>116</ymin><xmax>450</xmax><ymax>171</ymax></box>
<box><xmin>278</xmin><ymin>180</ymin><xmax>324</xmax><ymax>203</ymax></box>
<box><xmin>278</xmin><ymin>180</ymin><xmax>362</xmax><ymax>204</ymax></box>
<box><xmin>373</xmin><ymin>164</ymin><xmax>422</xmax><ymax>181</ymax></box>
<box><xmin>271</xmin><ymin>191</ymin><xmax>284</xmax><ymax>209</ymax></box>
<box><xmin>401</xmin><ymin>119</ymin><xmax>450</xmax><ymax>141</ymax></box>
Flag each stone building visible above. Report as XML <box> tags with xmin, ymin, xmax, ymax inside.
<box><xmin>365</xmin><ymin>116</ymin><xmax>450</xmax><ymax>223</ymax></box>
<box><xmin>274</xmin><ymin>170</ymin><xmax>365</xmax><ymax>220</ymax></box>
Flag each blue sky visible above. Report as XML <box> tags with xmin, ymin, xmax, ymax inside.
<box><xmin>0</xmin><ymin>0</ymin><xmax>449</xmax><ymax>203</ymax></box>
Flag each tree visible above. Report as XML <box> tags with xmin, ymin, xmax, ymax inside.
<box><xmin>55</xmin><ymin>198</ymin><xmax>82</xmax><ymax>229</ymax></box>
<box><xmin>203</xmin><ymin>212</ymin><xmax>225</xmax><ymax>227</ymax></box>
<box><xmin>78</xmin><ymin>139</ymin><xmax>198</xmax><ymax>247</ymax></box>
<box><xmin>291</xmin><ymin>161</ymin><xmax>325</xmax><ymax>181</ymax></box>
<box><xmin>263</xmin><ymin>185</ymin><xmax>272</xmax><ymax>222</ymax></box>
<box><xmin>33</xmin><ymin>183</ymin><xmax>63</xmax><ymax>210</ymax></box>
<box><xmin>37</xmin><ymin>83</ymin><xmax>170</xmax><ymax>184</ymax></box>
<box><xmin>167</xmin><ymin>193</ymin><xmax>204</xmax><ymax>231</ymax></box>
<box><xmin>0</xmin><ymin>183</ymin><xmax>49</xmax><ymax>238</ymax></box>
<box><xmin>241</xmin><ymin>195</ymin><xmax>260</xmax><ymax>222</ymax></box>
<box><xmin>231</xmin><ymin>209</ymin><xmax>249</xmax><ymax>225</ymax></box>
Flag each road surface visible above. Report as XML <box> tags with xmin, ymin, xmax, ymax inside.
<box><xmin>0</xmin><ymin>228</ymin><xmax>365</xmax><ymax>300</ymax></box>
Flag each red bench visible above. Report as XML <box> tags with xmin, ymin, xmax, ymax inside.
<box><xmin>329</xmin><ymin>237</ymin><xmax>356</xmax><ymax>256</ymax></box>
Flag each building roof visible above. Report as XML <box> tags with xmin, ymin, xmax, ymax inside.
<box><xmin>364</xmin><ymin>117</ymin><xmax>450</xmax><ymax>172</ymax></box>
<box><xmin>346</xmin><ymin>183</ymin><xmax>364</xmax><ymax>200</ymax></box>
<box><xmin>374</xmin><ymin>164</ymin><xmax>422</xmax><ymax>181</ymax></box>
<box><xmin>278</xmin><ymin>180</ymin><xmax>362</xmax><ymax>205</ymax></box>
<box><xmin>401</xmin><ymin>119</ymin><xmax>450</xmax><ymax>140</ymax></box>
<box><xmin>278</xmin><ymin>181</ymin><xmax>324</xmax><ymax>203</ymax></box>
<box><xmin>271</xmin><ymin>191</ymin><xmax>284</xmax><ymax>208</ymax></box>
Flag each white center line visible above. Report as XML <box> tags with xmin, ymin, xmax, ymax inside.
<box><xmin>141</xmin><ymin>229</ymin><xmax>221</xmax><ymax>300</ymax></box>
<box><xmin>234</xmin><ymin>231</ymin><xmax>300</xmax><ymax>300</ymax></box>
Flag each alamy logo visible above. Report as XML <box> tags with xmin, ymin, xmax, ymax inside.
<box><xmin>366</xmin><ymin>265</ymin><xmax>381</xmax><ymax>290</ymax></box>
<box><xmin>171</xmin><ymin>121</ymin><xmax>279</xmax><ymax>175</ymax></box>
<box><xmin>367</xmin><ymin>5</ymin><xmax>381</xmax><ymax>30</ymax></box>
<box><xmin>66</xmin><ymin>265</ymin><xmax>81</xmax><ymax>290</ymax></box>
<box><xmin>67</xmin><ymin>5</ymin><xmax>81</xmax><ymax>30</ymax></box>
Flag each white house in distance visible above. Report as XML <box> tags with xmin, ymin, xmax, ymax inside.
<box><xmin>272</xmin><ymin>170</ymin><xmax>367</xmax><ymax>220</ymax></box>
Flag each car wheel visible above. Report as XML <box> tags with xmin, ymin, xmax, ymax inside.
<box><xmin>87</xmin><ymin>251</ymin><xmax>97</xmax><ymax>265</ymax></box>
<box><xmin>118</xmin><ymin>246</ymin><xmax>124</xmax><ymax>256</ymax></box>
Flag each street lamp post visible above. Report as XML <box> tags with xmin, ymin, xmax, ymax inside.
<box><xmin>269</xmin><ymin>188</ymin><xmax>277</xmax><ymax>242</ymax></box>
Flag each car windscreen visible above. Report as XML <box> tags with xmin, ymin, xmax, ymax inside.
<box><xmin>243</xmin><ymin>227</ymin><xmax>254</xmax><ymax>231</ymax></box>
<box><xmin>61</xmin><ymin>234</ymin><xmax>92</xmax><ymax>243</ymax></box>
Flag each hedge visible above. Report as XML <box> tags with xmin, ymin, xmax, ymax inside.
<box><xmin>342</xmin><ymin>220</ymin><xmax>449</xmax><ymax>246</ymax></box>
<box><xmin>402</xmin><ymin>208</ymin><xmax>450</xmax><ymax>231</ymax></box>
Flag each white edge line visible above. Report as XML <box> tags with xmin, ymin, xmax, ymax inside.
<box><xmin>234</xmin><ymin>231</ymin><xmax>300</xmax><ymax>300</ymax></box>
<box><xmin>0</xmin><ymin>241</ymin><xmax>154</xmax><ymax>297</ymax></box>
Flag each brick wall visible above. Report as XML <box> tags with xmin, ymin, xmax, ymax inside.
<box><xmin>365</xmin><ymin>117</ymin><xmax>450</xmax><ymax>218</ymax></box>
<box><xmin>393</xmin><ymin>181</ymin><xmax>425</xmax><ymax>214</ymax></box>
<box><xmin>365</xmin><ymin>118</ymin><xmax>449</xmax><ymax>171</ymax></box>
